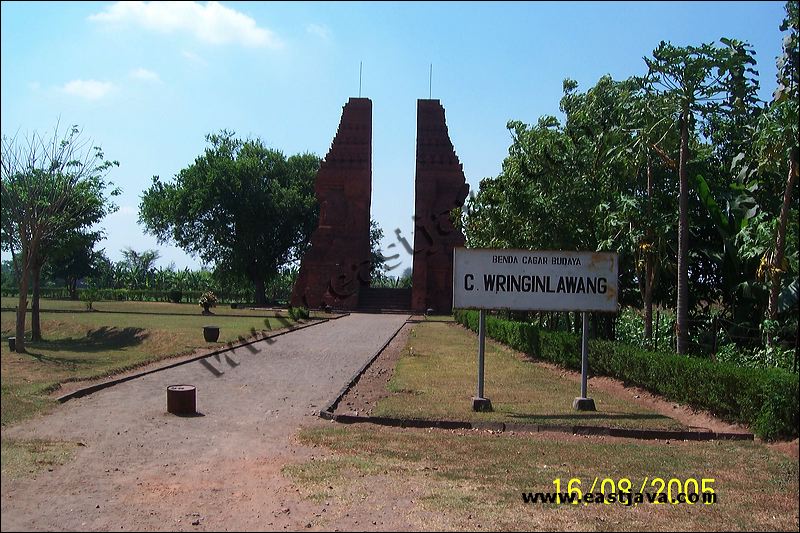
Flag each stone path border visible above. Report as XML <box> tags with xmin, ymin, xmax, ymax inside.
<box><xmin>324</xmin><ymin>413</ymin><xmax>754</xmax><ymax>441</ymax></box>
<box><xmin>56</xmin><ymin>314</ymin><xmax>348</xmax><ymax>403</ymax></box>
<box><xmin>318</xmin><ymin>319</ymin><xmax>755</xmax><ymax>442</ymax></box>
<box><xmin>319</xmin><ymin>317</ymin><xmax>409</xmax><ymax>415</ymax></box>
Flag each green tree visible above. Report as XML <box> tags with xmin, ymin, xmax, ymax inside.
<box><xmin>465</xmin><ymin>115</ymin><xmax>581</xmax><ymax>251</ymax></box>
<box><xmin>625</xmin><ymin>88</ymin><xmax>681</xmax><ymax>345</ymax></box>
<box><xmin>759</xmin><ymin>1</ymin><xmax>799</xmax><ymax>322</ymax></box>
<box><xmin>1</xmin><ymin>124</ymin><xmax>119</xmax><ymax>352</ymax></box>
<box><xmin>46</xmin><ymin>230</ymin><xmax>103</xmax><ymax>299</ymax></box>
<box><xmin>1</xmin><ymin>259</ymin><xmax>17</xmax><ymax>289</ymax></box>
<box><xmin>465</xmin><ymin>76</ymin><xmax>656</xmax><ymax>337</ymax></box>
<box><xmin>83</xmin><ymin>249</ymin><xmax>115</xmax><ymax>289</ymax></box>
<box><xmin>369</xmin><ymin>218</ymin><xmax>386</xmax><ymax>282</ymax></box>
<box><xmin>116</xmin><ymin>247</ymin><xmax>161</xmax><ymax>289</ymax></box>
<box><xmin>643</xmin><ymin>40</ymin><xmax>756</xmax><ymax>354</ymax></box>
<box><xmin>139</xmin><ymin>131</ymin><xmax>319</xmax><ymax>305</ymax></box>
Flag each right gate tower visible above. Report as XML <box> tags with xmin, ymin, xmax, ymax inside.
<box><xmin>411</xmin><ymin>99</ymin><xmax>470</xmax><ymax>313</ymax></box>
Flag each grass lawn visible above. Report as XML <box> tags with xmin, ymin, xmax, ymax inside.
<box><xmin>287</xmin><ymin>425</ymin><xmax>799</xmax><ymax>531</ymax></box>
<box><xmin>415</xmin><ymin>315</ymin><xmax>456</xmax><ymax>322</ymax></box>
<box><xmin>0</xmin><ymin>299</ymin><xmax>311</xmax><ymax>427</ymax></box>
<box><xmin>374</xmin><ymin>322</ymin><xmax>683</xmax><ymax>431</ymax></box>
<box><xmin>0</xmin><ymin>439</ymin><xmax>78</xmax><ymax>479</ymax></box>
<box><xmin>286</xmin><ymin>320</ymin><xmax>797</xmax><ymax>530</ymax></box>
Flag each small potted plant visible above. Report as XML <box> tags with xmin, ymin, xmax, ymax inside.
<box><xmin>199</xmin><ymin>291</ymin><xmax>217</xmax><ymax>315</ymax></box>
<box><xmin>199</xmin><ymin>291</ymin><xmax>220</xmax><ymax>341</ymax></box>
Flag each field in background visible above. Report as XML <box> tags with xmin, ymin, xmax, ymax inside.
<box><xmin>0</xmin><ymin>297</ymin><xmax>329</xmax><ymax>318</ymax></box>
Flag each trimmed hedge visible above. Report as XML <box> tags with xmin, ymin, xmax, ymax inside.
<box><xmin>454</xmin><ymin>309</ymin><xmax>799</xmax><ymax>440</ymax></box>
<box><xmin>453</xmin><ymin>309</ymin><xmax>539</xmax><ymax>357</ymax></box>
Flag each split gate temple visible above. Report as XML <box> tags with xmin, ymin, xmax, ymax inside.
<box><xmin>290</xmin><ymin>97</ymin><xmax>468</xmax><ymax>313</ymax></box>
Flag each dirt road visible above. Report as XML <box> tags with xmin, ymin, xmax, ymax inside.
<box><xmin>1</xmin><ymin>313</ymin><xmax>409</xmax><ymax>532</ymax></box>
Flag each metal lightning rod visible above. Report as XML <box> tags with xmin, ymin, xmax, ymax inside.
<box><xmin>359</xmin><ymin>61</ymin><xmax>363</xmax><ymax>97</ymax></box>
<box><xmin>429</xmin><ymin>63</ymin><xmax>432</xmax><ymax>99</ymax></box>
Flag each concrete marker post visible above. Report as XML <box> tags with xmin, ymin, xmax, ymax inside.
<box><xmin>573</xmin><ymin>311</ymin><xmax>596</xmax><ymax>411</ymax></box>
<box><xmin>472</xmin><ymin>309</ymin><xmax>492</xmax><ymax>411</ymax></box>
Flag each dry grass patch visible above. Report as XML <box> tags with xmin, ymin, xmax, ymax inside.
<box><xmin>375</xmin><ymin>322</ymin><xmax>682</xmax><ymax>431</ymax></box>
<box><xmin>288</xmin><ymin>425</ymin><xmax>799</xmax><ymax>531</ymax></box>
<box><xmin>1</xmin><ymin>439</ymin><xmax>78</xmax><ymax>479</ymax></box>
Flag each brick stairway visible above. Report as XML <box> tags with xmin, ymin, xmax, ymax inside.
<box><xmin>357</xmin><ymin>287</ymin><xmax>412</xmax><ymax>313</ymax></box>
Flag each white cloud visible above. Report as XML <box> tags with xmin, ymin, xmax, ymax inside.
<box><xmin>130</xmin><ymin>67</ymin><xmax>161</xmax><ymax>83</ymax></box>
<box><xmin>89</xmin><ymin>1</ymin><xmax>282</xmax><ymax>49</ymax></box>
<box><xmin>61</xmin><ymin>79</ymin><xmax>114</xmax><ymax>100</ymax></box>
<box><xmin>181</xmin><ymin>50</ymin><xmax>208</xmax><ymax>66</ymax></box>
<box><xmin>306</xmin><ymin>23</ymin><xmax>331</xmax><ymax>40</ymax></box>
<box><xmin>28</xmin><ymin>81</ymin><xmax>41</xmax><ymax>91</ymax></box>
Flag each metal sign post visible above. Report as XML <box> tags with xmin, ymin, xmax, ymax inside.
<box><xmin>472</xmin><ymin>309</ymin><xmax>492</xmax><ymax>411</ymax></box>
<box><xmin>572</xmin><ymin>311</ymin><xmax>596</xmax><ymax>411</ymax></box>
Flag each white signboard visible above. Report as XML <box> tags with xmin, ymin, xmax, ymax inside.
<box><xmin>453</xmin><ymin>248</ymin><xmax>618</xmax><ymax>312</ymax></box>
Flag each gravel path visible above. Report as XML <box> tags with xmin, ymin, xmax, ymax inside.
<box><xmin>1</xmin><ymin>313</ymin><xmax>409</xmax><ymax>532</ymax></box>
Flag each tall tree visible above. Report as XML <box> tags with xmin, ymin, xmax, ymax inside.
<box><xmin>47</xmin><ymin>231</ymin><xmax>103</xmax><ymax>299</ymax></box>
<box><xmin>1</xmin><ymin>260</ymin><xmax>17</xmax><ymax>289</ymax></box>
<box><xmin>761</xmin><ymin>1</ymin><xmax>799</xmax><ymax>322</ymax></box>
<box><xmin>29</xmin><ymin>228</ymin><xmax>107</xmax><ymax>339</ymax></box>
<box><xmin>1</xmin><ymin>124</ymin><xmax>119</xmax><ymax>352</ymax></box>
<box><xmin>139</xmin><ymin>131</ymin><xmax>319</xmax><ymax>305</ymax></box>
<box><xmin>84</xmin><ymin>249</ymin><xmax>116</xmax><ymax>290</ymax></box>
<box><xmin>369</xmin><ymin>219</ymin><xmax>387</xmax><ymax>282</ymax></box>
<box><xmin>116</xmin><ymin>247</ymin><xmax>161</xmax><ymax>289</ymax></box>
<box><xmin>628</xmin><ymin>88</ymin><xmax>680</xmax><ymax>345</ymax></box>
<box><xmin>643</xmin><ymin>41</ymin><xmax>753</xmax><ymax>354</ymax></box>
<box><xmin>467</xmin><ymin>77</ymin><xmax>646</xmax><ymax>270</ymax></box>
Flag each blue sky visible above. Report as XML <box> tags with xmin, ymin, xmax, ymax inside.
<box><xmin>0</xmin><ymin>1</ymin><xmax>788</xmax><ymax>276</ymax></box>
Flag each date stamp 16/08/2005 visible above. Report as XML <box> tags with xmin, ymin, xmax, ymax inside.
<box><xmin>522</xmin><ymin>477</ymin><xmax>718</xmax><ymax>506</ymax></box>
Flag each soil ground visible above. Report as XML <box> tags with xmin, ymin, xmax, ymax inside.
<box><xmin>1</xmin><ymin>313</ymin><xmax>408</xmax><ymax>531</ymax></box>
<box><xmin>2</xmin><ymin>316</ymin><xmax>796</xmax><ymax>532</ymax></box>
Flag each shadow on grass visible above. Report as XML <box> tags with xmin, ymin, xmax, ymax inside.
<box><xmin>90</xmin><ymin>309</ymin><xmax>296</xmax><ymax>319</ymax></box>
<box><xmin>508</xmin><ymin>412</ymin><xmax>674</xmax><ymax>421</ymax></box>
<box><xmin>19</xmin><ymin>351</ymin><xmax>97</xmax><ymax>368</ymax></box>
<box><xmin>28</xmin><ymin>327</ymin><xmax>149</xmax><ymax>354</ymax></box>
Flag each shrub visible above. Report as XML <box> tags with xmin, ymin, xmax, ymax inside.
<box><xmin>168</xmin><ymin>288</ymin><xmax>182</xmax><ymax>303</ymax></box>
<box><xmin>454</xmin><ymin>309</ymin><xmax>799</xmax><ymax>440</ymax></box>
<box><xmin>453</xmin><ymin>309</ymin><xmax>539</xmax><ymax>357</ymax></box>
<box><xmin>288</xmin><ymin>306</ymin><xmax>309</xmax><ymax>321</ymax></box>
<box><xmin>615</xmin><ymin>306</ymin><xmax>675</xmax><ymax>348</ymax></box>
<box><xmin>615</xmin><ymin>307</ymin><xmax>644</xmax><ymax>346</ymax></box>
<box><xmin>553</xmin><ymin>334</ymin><xmax>798</xmax><ymax>440</ymax></box>
<box><xmin>716</xmin><ymin>342</ymin><xmax>796</xmax><ymax>372</ymax></box>
<box><xmin>80</xmin><ymin>289</ymin><xmax>99</xmax><ymax>310</ymax></box>
<box><xmin>1</xmin><ymin>286</ymin><xmax>18</xmax><ymax>297</ymax></box>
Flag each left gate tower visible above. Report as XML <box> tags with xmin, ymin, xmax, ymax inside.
<box><xmin>290</xmin><ymin>98</ymin><xmax>373</xmax><ymax>310</ymax></box>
